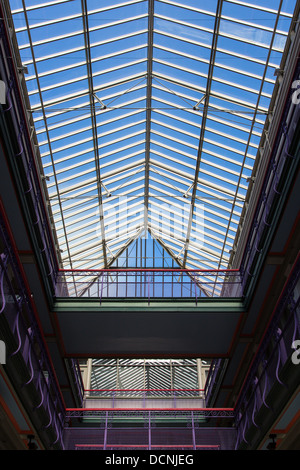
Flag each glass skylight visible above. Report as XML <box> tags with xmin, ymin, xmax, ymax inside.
<box><xmin>10</xmin><ymin>0</ymin><xmax>297</xmax><ymax>284</ymax></box>
<box><xmin>89</xmin><ymin>358</ymin><xmax>204</xmax><ymax>391</ymax></box>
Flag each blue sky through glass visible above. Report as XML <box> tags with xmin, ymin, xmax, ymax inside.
<box><xmin>9</xmin><ymin>0</ymin><xmax>297</xmax><ymax>296</ymax></box>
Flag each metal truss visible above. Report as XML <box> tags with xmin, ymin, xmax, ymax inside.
<box><xmin>9</xmin><ymin>0</ymin><xmax>297</xmax><ymax>287</ymax></box>
<box><xmin>65</xmin><ymin>408</ymin><xmax>235</xmax><ymax>420</ymax></box>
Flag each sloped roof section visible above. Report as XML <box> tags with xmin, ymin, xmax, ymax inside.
<box><xmin>10</xmin><ymin>0</ymin><xmax>297</xmax><ymax>274</ymax></box>
<box><xmin>89</xmin><ymin>358</ymin><xmax>201</xmax><ymax>391</ymax></box>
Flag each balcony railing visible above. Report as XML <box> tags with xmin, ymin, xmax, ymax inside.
<box><xmin>0</xmin><ymin>13</ymin><xmax>58</xmax><ymax>299</ymax></box>
<box><xmin>240</xmin><ymin>59</ymin><xmax>300</xmax><ymax>297</ymax></box>
<box><xmin>74</xmin><ymin>444</ymin><xmax>221</xmax><ymax>450</ymax></box>
<box><xmin>69</xmin><ymin>358</ymin><xmax>85</xmax><ymax>407</ymax></box>
<box><xmin>85</xmin><ymin>388</ymin><xmax>205</xmax><ymax>398</ymax></box>
<box><xmin>234</xmin><ymin>255</ymin><xmax>300</xmax><ymax>449</ymax></box>
<box><xmin>55</xmin><ymin>268</ymin><xmax>242</xmax><ymax>301</ymax></box>
<box><xmin>0</xmin><ymin>207</ymin><xmax>65</xmax><ymax>449</ymax></box>
<box><xmin>64</xmin><ymin>410</ymin><xmax>237</xmax><ymax>450</ymax></box>
<box><xmin>83</xmin><ymin>388</ymin><xmax>206</xmax><ymax>410</ymax></box>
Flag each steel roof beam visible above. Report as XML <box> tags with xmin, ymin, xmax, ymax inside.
<box><xmin>147</xmin><ymin>228</ymin><xmax>212</xmax><ymax>296</ymax></box>
<box><xmin>81</xmin><ymin>0</ymin><xmax>107</xmax><ymax>268</ymax></box>
<box><xmin>143</xmin><ymin>0</ymin><xmax>155</xmax><ymax>235</ymax></box>
<box><xmin>182</xmin><ymin>0</ymin><xmax>223</xmax><ymax>268</ymax></box>
<box><xmin>214</xmin><ymin>0</ymin><xmax>287</xmax><ymax>285</ymax></box>
<box><xmin>20</xmin><ymin>0</ymin><xmax>74</xmax><ymax>274</ymax></box>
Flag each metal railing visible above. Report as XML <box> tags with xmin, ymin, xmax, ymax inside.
<box><xmin>69</xmin><ymin>358</ymin><xmax>85</xmax><ymax>407</ymax></box>
<box><xmin>84</xmin><ymin>388</ymin><xmax>206</xmax><ymax>410</ymax></box>
<box><xmin>234</xmin><ymin>255</ymin><xmax>300</xmax><ymax>449</ymax></box>
<box><xmin>74</xmin><ymin>444</ymin><xmax>221</xmax><ymax>450</ymax></box>
<box><xmin>0</xmin><ymin>207</ymin><xmax>65</xmax><ymax>449</ymax></box>
<box><xmin>85</xmin><ymin>388</ymin><xmax>205</xmax><ymax>398</ymax></box>
<box><xmin>0</xmin><ymin>12</ymin><xmax>58</xmax><ymax>298</ymax></box>
<box><xmin>66</xmin><ymin>407</ymin><xmax>235</xmax><ymax>420</ymax></box>
<box><xmin>240</xmin><ymin>60</ymin><xmax>300</xmax><ymax>298</ymax></box>
<box><xmin>55</xmin><ymin>268</ymin><xmax>242</xmax><ymax>301</ymax></box>
<box><xmin>64</xmin><ymin>416</ymin><xmax>237</xmax><ymax>450</ymax></box>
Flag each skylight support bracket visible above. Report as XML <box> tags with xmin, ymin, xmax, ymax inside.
<box><xmin>93</xmin><ymin>93</ymin><xmax>107</xmax><ymax>110</ymax></box>
<box><xmin>193</xmin><ymin>94</ymin><xmax>206</xmax><ymax>110</ymax></box>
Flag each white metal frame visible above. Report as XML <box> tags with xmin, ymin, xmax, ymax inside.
<box><xmin>10</xmin><ymin>0</ymin><xmax>297</xmax><ymax>293</ymax></box>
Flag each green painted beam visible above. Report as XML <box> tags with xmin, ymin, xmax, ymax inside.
<box><xmin>53</xmin><ymin>297</ymin><xmax>244</xmax><ymax>314</ymax></box>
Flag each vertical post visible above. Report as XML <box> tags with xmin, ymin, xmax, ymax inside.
<box><xmin>148</xmin><ymin>411</ymin><xmax>151</xmax><ymax>450</ymax></box>
<box><xmin>191</xmin><ymin>411</ymin><xmax>196</xmax><ymax>450</ymax></box>
<box><xmin>197</xmin><ymin>358</ymin><xmax>203</xmax><ymax>398</ymax></box>
<box><xmin>170</xmin><ymin>359</ymin><xmax>174</xmax><ymax>403</ymax></box>
<box><xmin>135</xmin><ymin>241</ymin><xmax>138</xmax><ymax>297</ymax></box>
<box><xmin>116</xmin><ymin>358</ymin><xmax>120</xmax><ymax>390</ymax></box>
<box><xmin>85</xmin><ymin>358</ymin><xmax>92</xmax><ymax>398</ymax></box>
<box><xmin>100</xmin><ymin>273</ymin><xmax>104</xmax><ymax>305</ymax></box>
<box><xmin>143</xmin><ymin>359</ymin><xmax>146</xmax><ymax>406</ymax></box>
<box><xmin>103</xmin><ymin>411</ymin><xmax>108</xmax><ymax>450</ymax></box>
<box><xmin>181</xmin><ymin>272</ymin><xmax>183</xmax><ymax>298</ymax></box>
<box><xmin>194</xmin><ymin>276</ymin><xmax>198</xmax><ymax>306</ymax></box>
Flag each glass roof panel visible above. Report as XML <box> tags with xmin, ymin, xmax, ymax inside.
<box><xmin>10</xmin><ymin>0</ymin><xmax>297</xmax><ymax>292</ymax></box>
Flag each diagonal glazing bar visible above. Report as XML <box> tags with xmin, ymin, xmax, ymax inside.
<box><xmin>144</xmin><ymin>0</ymin><xmax>155</xmax><ymax>234</ymax></box>
<box><xmin>147</xmin><ymin>229</ymin><xmax>212</xmax><ymax>296</ymax></box>
<box><xmin>214</xmin><ymin>0</ymin><xmax>287</xmax><ymax>285</ymax></box>
<box><xmin>19</xmin><ymin>0</ymin><xmax>74</xmax><ymax>273</ymax></box>
<box><xmin>81</xmin><ymin>0</ymin><xmax>107</xmax><ymax>267</ymax></box>
<box><xmin>182</xmin><ymin>0</ymin><xmax>223</xmax><ymax>268</ymax></box>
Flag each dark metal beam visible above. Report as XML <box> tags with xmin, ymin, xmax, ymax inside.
<box><xmin>144</xmin><ymin>0</ymin><xmax>154</xmax><ymax>234</ymax></box>
<box><xmin>77</xmin><ymin>228</ymin><xmax>144</xmax><ymax>297</ymax></box>
<box><xmin>21</xmin><ymin>0</ymin><xmax>73</xmax><ymax>274</ymax></box>
<box><xmin>182</xmin><ymin>0</ymin><xmax>223</xmax><ymax>268</ymax></box>
<box><xmin>81</xmin><ymin>0</ymin><xmax>108</xmax><ymax>267</ymax></box>
<box><xmin>148</xmin><ymin>227</ymin><xmax>212</xmax><ymax>297</ymax></box>
<box><xmin>215</xmin><ymin>0</ymin><xmax>285</xmax><ymax>276</ymax></box>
